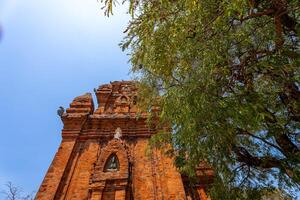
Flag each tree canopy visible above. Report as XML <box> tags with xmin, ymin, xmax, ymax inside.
<box><xmin>103</xmin><ymin>0</ymin><xmax>300</xmax><ymax>199</ymax></box>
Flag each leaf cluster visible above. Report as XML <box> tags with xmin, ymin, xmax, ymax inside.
<box><xmin>102</xmin><ymin>0</ymin><xmax>300</xmax><ymax>199</ymax></box>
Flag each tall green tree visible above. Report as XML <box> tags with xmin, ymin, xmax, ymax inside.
<box><xmin>103</xmin><ymin>0</ymin><xmax>300</xmax><ymax>198</ymax></box>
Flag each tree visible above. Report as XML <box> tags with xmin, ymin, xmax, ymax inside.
<box><xmin>103</xmin><ymin>0</ymin><xmax>300</xmax><ymax>199</ymax></box>
<box><xmin>262</xmin><ymin>189</ymin><xmax>292</xmax><ymax>200</ymax></box>
<box><xmin>0</xmin><ymin>182</ymin><xmax>34</xmax><ymax>200</ymax></box>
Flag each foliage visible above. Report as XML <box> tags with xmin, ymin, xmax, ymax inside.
<box><xmin>262</xmin><ymin>188</ymin><xmax>293</xmax><ymax>200</ymax></box>
<box><xmin>102</xmin><ymin>0</ymin><xmax>300</xmax><ymax>199</ymax></box>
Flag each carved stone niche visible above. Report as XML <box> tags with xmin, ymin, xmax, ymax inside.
<box><xmin>114</xmin><ymin>95</ymin><xmax>130</xmax><ymax>113</ymax></box>
<box><xmin>89</xmin><ymin>139</ymin><xmax>130</xmax><ymax>200</ymax></box>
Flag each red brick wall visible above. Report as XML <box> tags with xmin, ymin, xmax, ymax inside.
<box><xmin>36</xmin><ymin>139</ymin><xmax>76</xmax><ymax>200</ymax></box>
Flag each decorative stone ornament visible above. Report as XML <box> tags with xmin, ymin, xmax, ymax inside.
<box><xmin>114</xmin><ymin>127</ymin><xmax>122</xmax><ymax>139</ymax></box>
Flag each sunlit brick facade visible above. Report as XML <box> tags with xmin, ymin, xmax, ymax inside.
<box><xmin>36</xmin><ymin>81</ymin><xmax>213</xmax><ymax>200</ymax></box>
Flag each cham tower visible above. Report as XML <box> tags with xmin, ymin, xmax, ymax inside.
<box><xmin>36</xmin><ymin>81</ymin><xmax>213</xmax><ymax>200</ymax></box>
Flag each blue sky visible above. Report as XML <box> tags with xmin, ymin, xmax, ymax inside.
<box><xmin>0</xmin><ymin>0</ymin><xmax>130</xmax><ymax>196</ymax></box>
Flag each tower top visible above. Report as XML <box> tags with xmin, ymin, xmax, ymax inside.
<box><xmin>60</xmin><ymin>81</ymin><xmax>148</xmax><ymax>139</ymax></box>
<box><xmin>94</xmin><ymin>81</ymin><xmax>138</xmax><ymax>115</ymax></box>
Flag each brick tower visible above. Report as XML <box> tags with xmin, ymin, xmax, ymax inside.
<box><xmin>36</xmin><ymin>81</ymin><xmax>213</xmax><ymax>200</ymax></box>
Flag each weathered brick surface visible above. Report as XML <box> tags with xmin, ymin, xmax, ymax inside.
<box><xmin>36</xmin><ymin>81</ymin><xmax>213</xmax><ymax>200</ymax></box>
<box><xmin>35</xmin><ymin>139</ymin><xmax>76</xmax><ymax>200</ymax></box>
<box><xmin>131</xmin><ymin>139</ymin><xmax>186</xmax><ymax>200</ymax></box>
<box><xmin>61</xmin><ymin>140</ymin><xmax>99</xmax><ymax>199</ymax></box>
<box><xmin>131</xmin><ymin>139</ymin><xmax>156</xmax><ymax>200</ymax></box>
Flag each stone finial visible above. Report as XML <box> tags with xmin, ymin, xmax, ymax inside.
<box><xmin>114</xmin><ymin>127</ymin><xmax>122</xmax><ymax>139</ymax></box>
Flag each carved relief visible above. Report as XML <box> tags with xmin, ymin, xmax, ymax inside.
<box><xmin>94</xmin><ymin>81</ymin><xmax>137</xmax><ymax>114</ymax></box>
<box><xmin>114</xmin><ymin>127</ymin><xmax>122</xmax><ymax>139</ymax></box>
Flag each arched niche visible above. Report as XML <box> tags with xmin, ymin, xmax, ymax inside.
<box><xmin>120</xmin><ymin>96</ymin><xmax>128</xmax><ymax>104</ymax></box>
<box><xmin>91</xmin><ymin>139</ymin><xmax>129</xmax><ymax>182</ymax></box>
<box><xmin>89</xmin><ymin>139</ymin><xmax>130</xmax><ymax>200</ymax></box>
<box><xmin>114</xmin><ymin>95</ymin><xmax>130</xmax><ymax>113</ymax></box>
<box><xmin>104</xmin><ymin>153</ymin><xmax>120</xmax><ymax>172</ymax></box>
<box><xmin>115</xmin><ymin>95</ymin><xmax>129</xmax><ymax>105</ymax></box>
